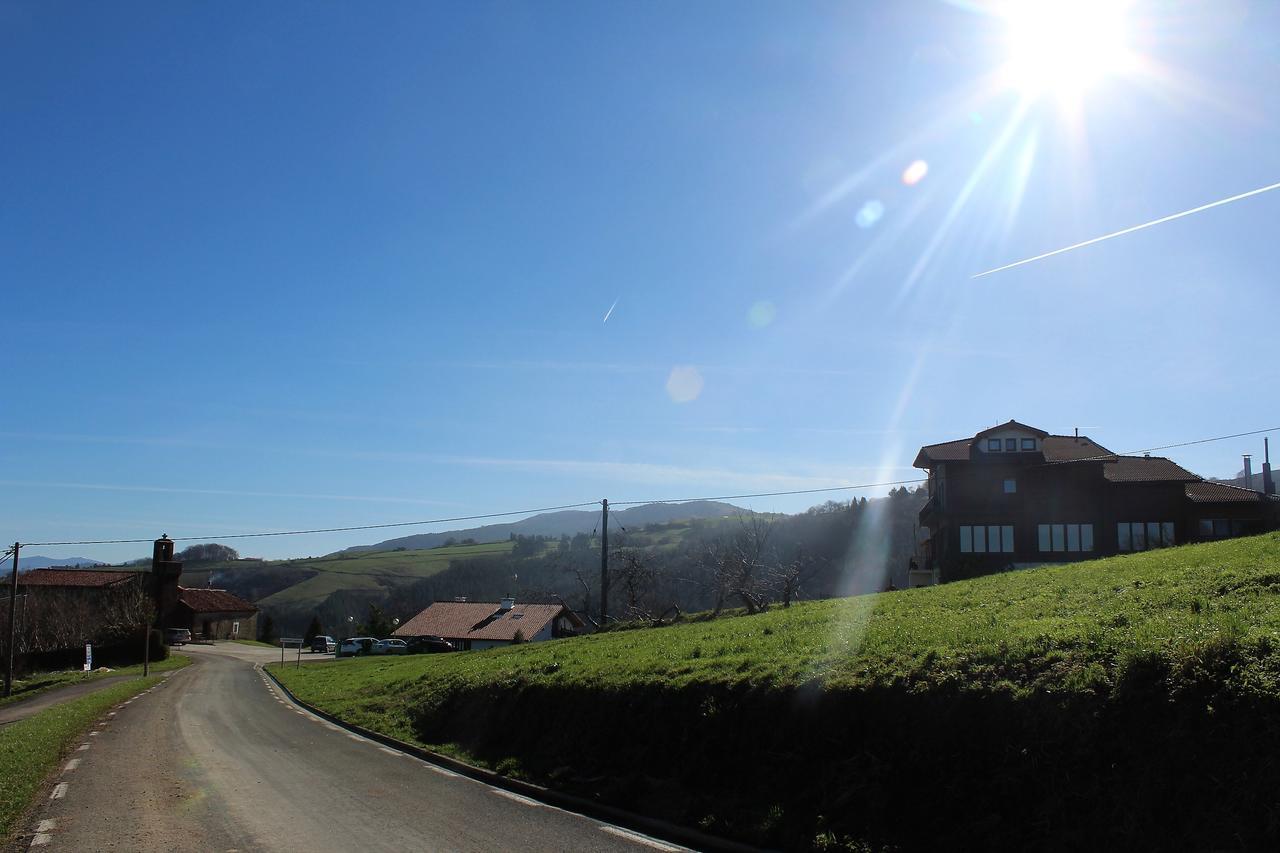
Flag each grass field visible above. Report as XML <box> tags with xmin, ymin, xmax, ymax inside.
<box><xmin>271</xmin><ymin>533</ymin><xmax>1280</xmax><ymax>850</ymax></box>
<box><xmin>0</xmin><ymin>655</ymin><xmax>190</xmax><ymax>711</ymax></box>
<box><xmin>0</xmin><ymin>668</ymin><xmax>187</xmax><ymax>840</ymax></box>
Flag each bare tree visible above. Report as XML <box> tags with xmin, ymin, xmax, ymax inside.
<box><xmin>770</xmin><ymin>549</ymin><xmax>818</xmax><ymax>607</ymax></box>
<box><xmin>700</xmin><ymin>513</ymin><xmax>778</xmax><ymax>616</ymax></box>
<box><xmin>613</xmin><ymin>548</ymin><xmax>658</xmax><ymax>622</ymax></box>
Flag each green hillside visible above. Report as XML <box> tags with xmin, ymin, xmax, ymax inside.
<box><xmin>183</xmin><ymin>541</ymin><xmax>519</xmax><ymax>608</ymax></box>
<box><xmin>271</xmin><ymin>533</ymin><xmax>1280</xmax><ymax>851</ymax></box>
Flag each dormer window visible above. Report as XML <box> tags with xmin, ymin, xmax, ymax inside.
<box><xmin>987</xmin><ymin>439</ymin><xmax>1002</xmax><ymax>452</ymax></box>
<box><xmin>1021</xmin><ymin>438</ymin><xmax>1036</xmax><ymax>451</ymax></box>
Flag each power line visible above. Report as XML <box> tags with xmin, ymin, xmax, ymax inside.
<box><xmin>15</xmin><ymin>425</ymin><xmax>1276</xmax><ymax>549</ymax></box>
<box><xmin>608</xmin><ymin>477</ymin><xmax>929</xmax><ymax>507</ymax></box>
<box><xmin>21</xmin><ymin>501</ymin><xmax>602</xmax><ymax>547</ymax></box>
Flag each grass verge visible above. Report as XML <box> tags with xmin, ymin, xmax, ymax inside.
<box><xmin>0</xmin><ymin>655</ymin><xmax>190</xmax><ymax>710</ymax></box>
<box><xmin>0</xmin><ymin>674</ymin><xmax>172</xmax><ymax>840</ymax></box>
<box><xmin>271</xmin><ymin>534</ymin><xmax>1280</xmax><ymax>851</ymax></box>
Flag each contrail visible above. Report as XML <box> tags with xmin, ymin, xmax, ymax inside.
<box><xmin>972</xmin><ymin>179</ymin><xmax>1280</xmax><ymax>278</ymax></box>
<box><xmin>602</xmin><ymin>297</ymin><xmax>619</xmax><ymax>323</ymax></box>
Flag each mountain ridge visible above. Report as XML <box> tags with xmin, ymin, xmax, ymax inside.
<box><xmin>341</xmin><ymin>500</ymin><xmax>748</xmax><ymax>553</ymax></box>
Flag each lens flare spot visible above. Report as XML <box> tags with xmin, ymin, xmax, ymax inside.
<box><xmin>665</xmin><ymin>366</ymin><xmax>704</xmax><ymax>403</ymax></box>
<box><xmin>747</xmin><ymin>301</ymin><xmax>777</xmax><ymax>328</ymax></box>
<box><xmin>855</xmin><ymin>199</ymin><xmax>885</xmax><ymax>229</ymax></box>
<box><xmin>901</xmin><ymin>160</ymin><xmax>929</xmax><ymax>186</ymax></box>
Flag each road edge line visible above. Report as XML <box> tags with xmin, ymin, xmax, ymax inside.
<box><xmin>259</xmin><ymin>665</ymin><xmax>763</xmax><ymax>853</ymax></box>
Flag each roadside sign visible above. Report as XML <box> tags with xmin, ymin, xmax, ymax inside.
<box><xmin>84</xmin><ymin>643</ymin><xmax>92</xmax><ymax>672</ymax></box>
<box><xmin>279</xmin><ymin>637</ymin><xmax>306</xmax><ymax>667</ymax></box>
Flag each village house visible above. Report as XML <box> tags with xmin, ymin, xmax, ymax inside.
<box><xmin>14</xmin><ymin>538</ymin><xmax>259</xmax><ymax>643</ymax></box>
<box><xmin>392</xmin><ymin>597</ymin><xmax>583</xmax><ymax>651</ymax></box>
<box><xmin>912</xmin><ymin>420</ymin><xmax>1280</xmax><ymax>586</ymax></box>
<box><xmin>171</xmin><ymin>587</ymin><xmax>259</xmax><ymax>640</ymax></box>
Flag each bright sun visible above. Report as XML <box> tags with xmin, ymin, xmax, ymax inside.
<box><xmin>1003</xmin><ymin>0</ymin><xmax>1132</xmax><ymax>100</ymax></box>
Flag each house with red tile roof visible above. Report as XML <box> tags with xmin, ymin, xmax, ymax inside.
<box><xmin>16</xmin><ymin>567</ymin><xmax>259</xmax><ymax>641</ymax></box>
<box><xmin>912</xmin><ymin>420</ymin><xmax>1279</xmax><ymax>586</ymax></box>
<box><xmin>392</xmin><ymin>598</ymin><xmax>584</xmax><ymax>651</ymax></box>
<box><xmin>173</xmin><ymin>587</ymin><xmax>259</xmax><ymax>640</ymax></box>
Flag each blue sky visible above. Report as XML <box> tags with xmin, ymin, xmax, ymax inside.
<box><xmin>3</xmin><ymin>0</ymin><xmax>1278</xmax><ymax>561</ymax></box>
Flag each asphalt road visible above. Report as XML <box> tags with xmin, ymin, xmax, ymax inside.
<box><xmin>13</xmin><ymin>643</ymin><xmax>686</xmax><ymax>852</ymax></box>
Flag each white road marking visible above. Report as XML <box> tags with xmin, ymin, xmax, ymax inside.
<box><xmin>88</xmin><ymin>732</ymin><xmax>98</xmax><ymax>737</ymax></box>
<box><xmin>425</xmin><ymin>765</ymin><xmax>461</xmax><ymax>779</ymax></box>
<box><xmin>107</xmin><ymin>712</ymin><xmax>116</xmax><ymax>716</ymax></box>
<box><xmin>36</xmin><ymin>821</ymin><xmax>55</xmax><ymax>833</ymax></box>
<box><xmin>598</xmin><ymin>826</ymin><xmax>684</xmax><ymax>851</ymax></box>
<box><xmin>77</xmin><ymin>744</ymin><xmax>90</xmax><ymax>752</ymax></box>
<box><xmin>30</xmin><ymin>833</ymin><xmax>52</xmax><ymax>847</ymax></box>
<box><xmin>64</xmin><ymin>759</ymin><xmax>80</xmax><ymax>771</ymax></box>
<box><xmin>491</xmin><ymin>789</ymin><xmax>543</xmax><ymax>808</ymax></box>
<box><xmin>50</xmin><ymin>783</ymin><xmax>68</xmax><ymax>800</ymax></box>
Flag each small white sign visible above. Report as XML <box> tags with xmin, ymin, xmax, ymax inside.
<box><xmin>232</xmin><ymin>621</ymin><xmax>239</xmax><ymax>638</ymax></box>
<box><xmin>84</xmin><ymin>643</ymin><xmax>92</xmax><ymax>672</ymax></box>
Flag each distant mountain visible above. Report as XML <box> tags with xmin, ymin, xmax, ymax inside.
<box><xmin>16</xmin><ymin>556</ymin><xmax>106</xmax><ymax>571</ymax></box>
<box><xmin>343</xmin><ymin>500</ymin><xmax>746</xmax><ymax>553</ymax></box>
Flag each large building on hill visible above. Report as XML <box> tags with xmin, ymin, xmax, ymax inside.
<box><xmin>911</xmin><ymin>420</ymin><xmax>1280</xmax><ymax>586</ymax></box>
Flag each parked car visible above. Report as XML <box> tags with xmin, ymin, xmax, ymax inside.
<box><xmin>373</xmin><ymin>638</ymin><xmax>409</xmax><ymax>655</ymax></box>
<box><xmin>405</xmin><ymin>635</ymin><xmax>455</xmax><ymax>654</ymax></box>
<box><xmin>310</xmin><ymin>635</ymin><xmax>336</xmax><ymax>654</ymax></box>
<box><xmin>165</xmin><ymin>627</ymin><xmax>192</xmax><ymax>646</ymax></box>
<box><xmin>336</xmin><ymin>637</ymin><xmax>377</xmax><ymax>657</ymax></box>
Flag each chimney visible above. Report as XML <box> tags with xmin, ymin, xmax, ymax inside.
<box><xmin>1264</xmin><ymin>437</ymin><xmax>1275</xmax><ymax>496</ymax></box>
<box><xmin>499</xmin><ymin>596</ymin><xmax>515</xmax><ymax>612</ymax></box>
<box><xmin>150</xmin><ymin>535</ymin><xmax>183</xmax><ymax>628</ymax></box>
<box><xmin>454</xmin><ymin>596</ymin><xmax>468</xmax><ymax>603</ymax></box>
<box><xmin>1243</xmin><ymin>455</ymin><xmax>1253</xmax><ymax>491</ymax></box>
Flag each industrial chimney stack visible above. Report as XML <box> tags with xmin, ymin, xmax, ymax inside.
<box><xmin>1264</xmin><ymin>437</ymin><xmax>1275</xmax><ymax>496</ymax></box>
<box><xmin>1243</xmin><ymin>455</ymin><xmax>1254</xmax><ymax>491</ymax></box>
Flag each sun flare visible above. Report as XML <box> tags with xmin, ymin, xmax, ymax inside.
<box><xmin>1002</xmin><ymin>0</ymin><xmax>1132</xmax><ymax>100</ymax></box>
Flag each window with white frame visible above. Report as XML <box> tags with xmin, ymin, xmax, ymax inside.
<box><xmin>959</xmin><ymin>524</ymin><xmax>1014</xmax><ymax>554</ymax></box>
<box><xmin>1117</xmin><ymin>521</ymin><xmax>1175</xmax><ymax>551</ymax></box>
<box><xmin>1038</xmin><ymin>523</ymin><xmax>1094</xmax><ymax>553</ymax></box>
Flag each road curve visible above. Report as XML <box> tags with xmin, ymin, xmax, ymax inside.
<box><xmin>13</xmin><ymin>643</ymin><xmax>685</xmax><ymax>852</ymax></box>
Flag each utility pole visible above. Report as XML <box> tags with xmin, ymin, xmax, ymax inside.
<box><xmin>5</xmin><ymin>543</ymin><xmax>19</xmax><ymax>698</ymax></box>
<box><xmin>599</xmin><ymin>499</ymin><xmax>609</xmax><ymax>626</ymax></box>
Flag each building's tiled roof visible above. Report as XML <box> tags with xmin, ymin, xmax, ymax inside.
<box><xmin>17</xmin><ymin>569</ymin><xmax>140</xmax><ymax>588</ymax></box>
<box><xmin>393</xmin><ymin>602</ymin><xmax>580</xmax><ymax>643</ymax></box>
<box><xmin>1103</xmin><ymin>456</ymin><xmax>1201</xmax><ymax>483</ymax></box>
<box><xmin>915</xmin><ymin>438</ymin><xmax>972</xmax><ymax>464</ymax></box>
<box><xmin>1041</xmin><ymin>436</ymin><xmax>1113</xmax><ymax>462</ymax></box>
<box><xmin>974</xmin><ymin>420</ymin><xmax>1048</xmax><ymax>439</ymax></box>
<box><xmin>914</xmin><ymin>433</ymin><xmax>1114</xmax><ymax>466</ymax></box>
<box><xmin>1185</xmin><ymin>481</ymin><xmax>1279</xmax><ymax>503</ymax></box>
<box><xmin>178</xmin><ymin>587</ymin><xmax>258</xmax><ymax>614</ymax></box>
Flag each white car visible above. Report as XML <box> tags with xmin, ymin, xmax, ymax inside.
<box><xmin>374</xmin><ymin>638</ymin><xmax>409</xmax><ymax>655</ymax></box>
<box><xmin>337</xmin><ymin>637</ymin><xmax>377</xmax><ymax>657</ymax></box>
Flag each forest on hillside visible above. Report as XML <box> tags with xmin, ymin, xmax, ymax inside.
<box><xmin>276</xmin><ymin>488</ymin><xmax>928</xmax><ymax>637</ymax></box>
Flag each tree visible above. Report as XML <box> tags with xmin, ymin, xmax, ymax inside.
<box><xmin>259</xmin><ymin>613</ymin><xmax>278</xmax><ymax>644</ymax></box>
<box><xmin>358</xmin><ymin>604</ymin><xmax>396</xmax><ymax>638</ymax></box>
<box><xmin>176</xmin><ymin>543</ymin><xmax>240</xmax><ymax>563</ymax></box>
<box><xmin>304</xmin><ymin>614</ymin><xmax>324</xmax><ymax>643</ymax></box>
